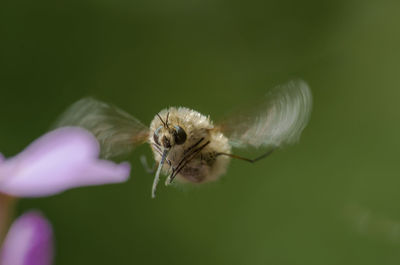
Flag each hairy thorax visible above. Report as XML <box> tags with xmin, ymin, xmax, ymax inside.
<box><xmin>149</xmin><ymin>107</ymin><xmax>231</xmax><ymax>183</ymax></box>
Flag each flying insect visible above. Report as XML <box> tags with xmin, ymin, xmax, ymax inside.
<box><xmin>56</xmin><ymin>80</ymin><xmax>312</xmax><ymax>198</ymax></box>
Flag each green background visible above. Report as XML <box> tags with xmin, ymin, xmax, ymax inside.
<box><xmin>1</xmin><ymin>0</ymin><xmax>400</xmax><ymax>264</ymax></box>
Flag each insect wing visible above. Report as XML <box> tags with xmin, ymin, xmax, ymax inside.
<box><xmin>55</xmin><ymin>97</ymin><xmax>149</xmax><ymax>158</ymax></box>
<box><xmin>217</xmin><ymin>80</ymin><xmax>312</xmax><ymax>150</ymax></box>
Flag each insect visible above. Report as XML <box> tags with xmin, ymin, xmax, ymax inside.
<box><xmin>55</xmin><ymin>80</ymin><xmax>312</xmax><ymax>198</ymax></box>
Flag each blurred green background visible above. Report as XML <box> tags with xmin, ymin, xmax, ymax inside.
<box><xmin>1</xmin><ymin>0</ymin><xmax>400</xmax><ymax>264</ymax></box>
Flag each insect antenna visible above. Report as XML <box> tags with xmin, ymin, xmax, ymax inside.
<box><xmin>216</xmin><ymin>148</ymin><xmax>275</xmax><ymax>163</ymax></box>
<box><xmin>165</xmin><ymin>112</ymin><xmax>170</xmax><ymax>128</ymax></box>
<box><xmin>156</xmin><ymin>113</ymin><xmax>166</xmax><ymax>127</ymax></box>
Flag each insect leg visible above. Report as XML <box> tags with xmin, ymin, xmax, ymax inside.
<box><xmin>183</xmin><ymin>138</ymin><xmax>204</xmax><ymax>155</ymax></box>
<box><xmin>140</xmin><ymin>155</ymin><xmax>156</xmax><ymax>174</ymax></box>
<box><xmin>151</xmin><ymin>143</ymin><xmax>172</xmax><ymax>166</ymax></box>
<box><xmin>164</xmin><ymin>138</ymin><xmax>207</xmax><ymax>185</ymax></box>
<box><xmin>166</xmin><ymin>137</ymin><xmax>204</xmax><ymax>182</ymax></box>
<box><xmin>216</xmin><ymin>148</ymin><xmax>275</xmax><ymax>163</ymax></box>
<box><xmin>168</xmin><ymin>141</ymin><xmax>210</xmax><ymax>184</ymax></box>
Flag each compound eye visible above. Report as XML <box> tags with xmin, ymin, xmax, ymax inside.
<box><xmin>153</xmin><ymin>126</ymin><xmax>162</xmax><ymax>145</ymax></box>
<box><xmin>174</xmin><ymin>125</ymin><xmax>187</xmax><ymax>145</ymax></box>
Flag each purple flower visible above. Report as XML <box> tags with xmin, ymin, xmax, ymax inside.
<box><xmin>0</xmin><ymin>127</ymin><xmax>130</xmax><ymax>197</ymax></box>
<box><xmin>0</xmin><ymin>211</ymin><xmax>53</xmax><ymax>265</ymax></box>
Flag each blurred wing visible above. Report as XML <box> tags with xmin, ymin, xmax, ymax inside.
<box><xmin>54</xmin><ymin>98</ymin><xmax>149</xmax><ymax>158</ymax></box>
<box><xmin>218</xmin><ymin>80</ymin><xmax>312</xmax><ymax>150</ymax></box>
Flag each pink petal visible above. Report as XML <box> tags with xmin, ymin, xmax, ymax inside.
<box><xmin>0</xmin><ymin>127</ymin><xmax>130</xmax><ymax>197</ymax></box>
<box><xmin>0</xmin><ymin>211</ymin><xmax>53</xmax><ymax>265</ymax></box>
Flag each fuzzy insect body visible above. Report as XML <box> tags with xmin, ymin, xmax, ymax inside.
<box><xmin>55</xmin><ymin>80</ymin><xmax>312</xmax><ymax>198</ymax></box>
<box><xmin>149</xmin><ymin>107</ymin><xmax>231</xmax><ymax>184</ymax></box>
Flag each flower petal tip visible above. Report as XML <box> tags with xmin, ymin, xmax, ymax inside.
<box><xmin>0</xmin><ymin>127</ymin><xmax>130</xmax><ymax>197</ymax></box>
<box><xmin>118</xmin><ymin>162</ymin><xmax>131</xmax><ymax>182</ymax></box>
<box><xmin>0</xmin><ymin>210</ymin><xmax>53</xmax><ymax>265</ymax></box>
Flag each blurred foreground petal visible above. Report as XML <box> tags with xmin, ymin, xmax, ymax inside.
<box><xmin>0</xmin><ymin>211</ymin><xmax>53</xmax><ymax>265</ymax></box>
<box><xmin>0</xmin><ymin>127</ymin><xmax>130</xmax><ymax>197</ymax></box>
